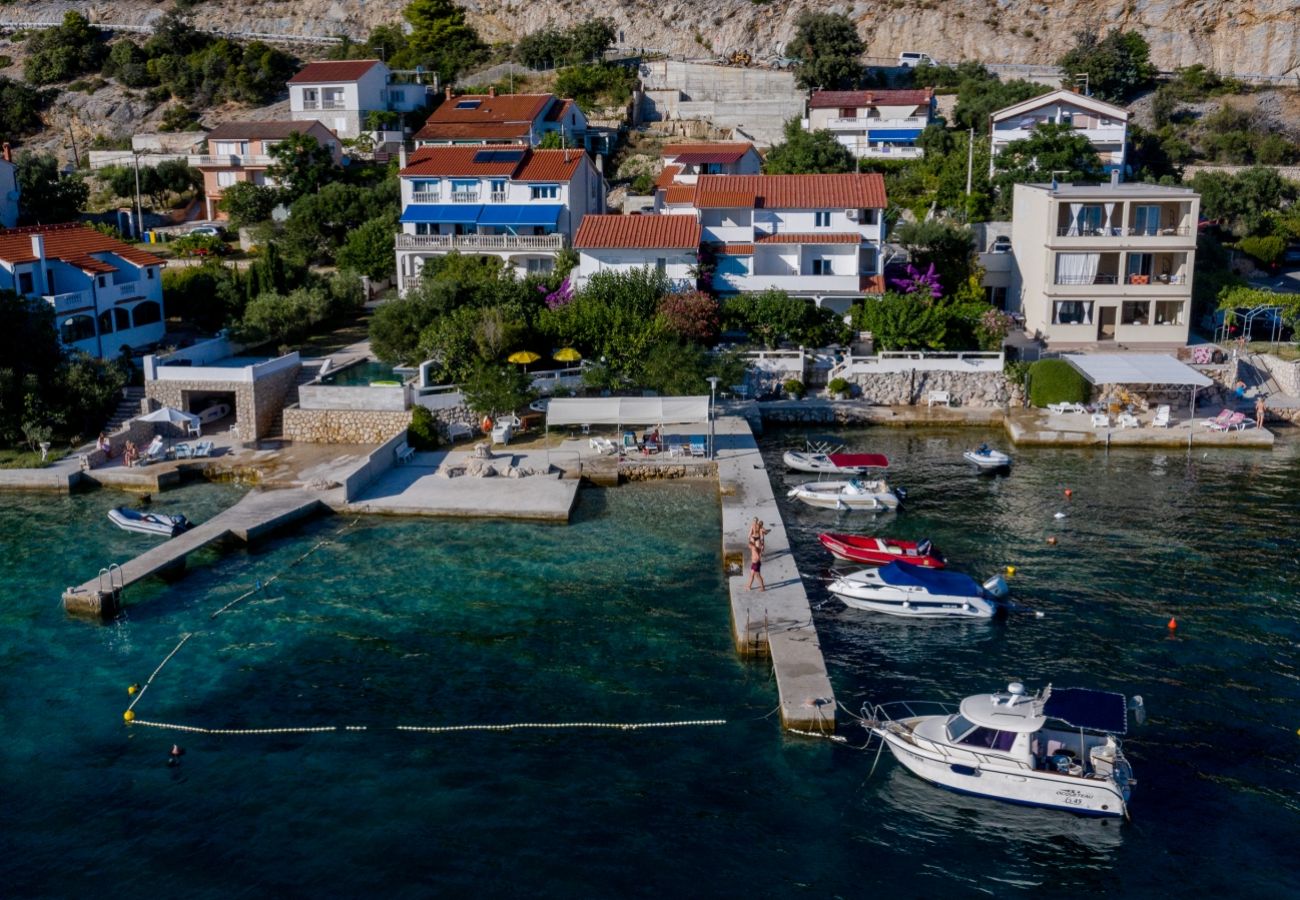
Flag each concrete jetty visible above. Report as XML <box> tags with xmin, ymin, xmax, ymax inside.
<box><xmin>62</xmin><ymin>489</ymin><xmax>324</xmax><ymax>618</ymax></box>
<box><xmin>714</xmin><ymin>415</ymin><xmax>836</xmax><ymax>733</ymax></box>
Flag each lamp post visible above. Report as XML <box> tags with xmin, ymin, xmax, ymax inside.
<box><xmin>706</xmin><ymin>376</ymin><xmax>720</xmax><ymax>459</ymax></box>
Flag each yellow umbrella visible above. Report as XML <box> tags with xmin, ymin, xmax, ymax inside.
<box><xmin>508</xmin><ymin>350</ymin><xmax>541</xmax><ymax>372</ymax></box>
<box><xmin>553</xmin><ymin>348</ymin><xmax>582</xmax><ymax>363</ymax></box>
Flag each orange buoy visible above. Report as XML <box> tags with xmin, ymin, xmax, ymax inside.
<box><xmin>1168</xmin><ymin>617</ymin><xmax>1177</xmax><ymax>630</ymax></box>
<box><xmin>1064</xmin><ymin>488</ymin><xmax>1073</xmax><ymax>498</ymax></box>
<box><xmin>1047</xmin><ymin>536</ymin><xmax>1058</xmax><ymax>545</ymax></box>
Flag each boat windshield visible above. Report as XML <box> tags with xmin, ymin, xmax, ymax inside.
<box><xmin>957</xmin><ymin>726</ymin><xmax>1018</xmax><ymax>752</ymax></box>
<box><xmin>946</xmin><ymin>714</ymin><xmax>976</xmax><ymax>742</ymax></box>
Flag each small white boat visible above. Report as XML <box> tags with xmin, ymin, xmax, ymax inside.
<box><xmin>784</xmin><ymin>449</ymin><xmax>889</xmax><ymax>475</ymax></box>
<box><xmin>197</xmin><ymin>403</ymin><xmax>230</xmax><ymax>424</ymax></box>
<box><xmin>107</xmin><ymin>507</ymin><xmax>192</xmax><ymax>537</ymax></box>
<box><xmin>829</xmin><ymin>561</ymin><xmax>1007</xmax><ymax>617</ymax></box>
<box><xmin>787</xmin><ymin>477</ymin><xmax>901</xmax><ymax>511</ymax></box>
<box><xmin>964</xmin><ymin>443</ymin><xmax>1012</xmax><ymax>469</ymax></box>
<box><xmin>865</xmin><ymin>682</ymin><xmax>1136</xmax><ymax>818</ymax></box>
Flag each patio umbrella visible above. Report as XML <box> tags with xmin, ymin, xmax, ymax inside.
<box><xmin>508</xmin><ymin>350</ymin><xmax>541</xmax><ymax>372</ymax></box>
<box><xmin>139</xmin><ymin>405</ymin><xmax>200</xmax><ymax>437</ymax></box>
<box><xmin>553</xmin><ymin>347</ymin><xmax>582</xmax><ymax>363</ymax></box>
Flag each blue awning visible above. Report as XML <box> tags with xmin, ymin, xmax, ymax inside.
<box><xmin>868</xmin><ymin>129</ymin><xmax>923</xmax><ymax>142</ymax></box>
<box><xmin>1043</xmin><ymin>687</ymin><xmax>1128</xmax><ymax>734</ymax></box>
<box><xmin>875</xmin><ymin>562</ymin><xmax>982</xmax><ymax>598</ymax></box>
<box><xmin>399</xmin><ymin>204</ymin><xmax>482</xmax><ymax>225</ymax></box>
<box><xmin>476</xmin><ymin>205</ymin><xmax>563</xmax><ymax>227</ymax></box>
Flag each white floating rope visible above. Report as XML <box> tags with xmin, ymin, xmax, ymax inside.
<box><xmin>126</xmin><ymin>632</ymin><xmax>193</xmax><ymax>713</ymax></box>
<box><xmin>127</xmin><ymin>719</ymin><xmax>727</xmax><ymax>735</ymax></box>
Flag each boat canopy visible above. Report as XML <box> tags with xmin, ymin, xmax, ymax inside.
<box><xmin>1042</xmin><ymin>687</ymin><xmax>1128</xmax><ymax>734</ymax></box>
<box><xmin>959</xmin><ymin>692</ymin><xmax>1047</xmax><ymax>733</ymax></box>
<box><xmin>827</xmin><ymin>453</ymin><xmax>889</xmax><ymax>469</ymax></box>
<box><xmin>875</xmin><ymin>561</ymin><xmax>979</xmax><ymax>597</ymax></box>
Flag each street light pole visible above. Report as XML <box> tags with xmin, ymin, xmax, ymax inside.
<box><xmin>132</xmin><ymin>151</ymin><xmax>144</xmax><ymax>240</ymax></box>
<box><xmin>706</xmin><ymin>375</ymin><xmax>720</xmax><ymax>459</ymax></box>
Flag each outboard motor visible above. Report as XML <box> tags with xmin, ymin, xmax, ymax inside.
<box><xmin>1128</xmin><ymin>694</ymin><xmax>1147</xmax><ymax>726</ymax></box>
<box><xmin>982</xmin><ymin>573</ymin><xmax>1010</xmax><ymax>598</ymax></box>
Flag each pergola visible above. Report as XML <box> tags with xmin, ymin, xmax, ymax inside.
<box><xmin>544</xmin><ymin>396</ymin><xmax>712</xmax><ymax>456</ymax></box>
<box><xmin>1063</xmin><ymin>353</ymin><xmax>1213</xmax><ymax>413</ymax></box>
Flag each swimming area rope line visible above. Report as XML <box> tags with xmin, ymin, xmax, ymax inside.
<box><xmin>128</xmin><ymin>719</ymin><xmax>727</xmax><ymax>736</ymax></box>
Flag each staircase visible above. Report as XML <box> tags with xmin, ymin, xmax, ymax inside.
<box><xmin>257</xmin><ymin>361</ymin><xmax>323</xmax><ymax>444</ymax></box>
<box><xmin>104</xmin><ymin>387</ymin><xmax>145</xmax><ymax>434</ymax></box>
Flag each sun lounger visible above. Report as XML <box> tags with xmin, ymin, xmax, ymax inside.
<box><xmin>1090</xmin><ymin>413</ymin><xmax>1110</xmax><ymax>428</ymax></box>
<box><xmin>1048</xmin><ymin>402</ymin><xmax>1087</xmax><ymax>415</ymax></box>
<box><xmin>1202</xmin><ymin>410</ymin><xmax>1234</xmax><ymax>430</ymax></box>
<box><xmin>1118</xmin><ymin>412</ymin><xmax>1140</xmax><ymax>428</ymax></box>
<box><xmin>689</xmin><ymin>435</ymin><xmax>707</xmax><ymax>457</ymax></box>
<box><xmin>1152</xmin><ymin>405</ymin><xmax>1171</xmax><ymax>428</ymax></box>
<box><xmin>173</xmin><ymin>443</ymin><xmax>192</xmax><ymax>459</ymax></box>
<box><xmin>137</xmin><ymin>436</ymin><xmax>166</xmax><ymax>466</ymax></box>
<box><xmin>666</xmin><ymin>435</ymin><xmax>685</xmax><ymax>457</ymax></box>
<box><xmin>192</xmin><ymin>441</ymin><xmax>213</xmax><ymax>458</ymax></box>
<box><xmin>589</xmin><ymin>436</ymin><xmax>616</xmax><ymax>455</ymax></box>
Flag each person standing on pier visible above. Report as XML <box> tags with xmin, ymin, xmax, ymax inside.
<box><xmin>1256</xmin><ymin>395</ymin><xmax>1266</xmax><ymax>428</ymax></box>
<box><xmin>747</xmin><ymin>528</ymin><xmax>766</xmax><ymax>592</ymax></box>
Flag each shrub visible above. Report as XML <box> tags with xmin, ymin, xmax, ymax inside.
<box><xmin>1027</xmin><ymin>359</ymin><xmax>1089</xmax><ymax>408</ymax></box>
<box><xmin>630</xmin><ymin>172</ymin><xmax>654</xmax><ymax>195</ymax></box>
<box><xmin>784</xmin><ymin>378</ymin><xmax>805</xmax><ymax>398</ymax></box>
<box><xmin>1237</xmin><ymin>235</ymin><xmax>1285</xmax><ymax>266</ymax></box>
<box><xmin>827</xmin><ymin>377</ymin><xmax>850</xmax><ymax>396</ymax></box>
<box><xmin>407</xmin><ymin>405</ymin><xmax>440</xmax><ymax>450</ymax></box>
<box><xmin>170</xmin><ymin>233</ymin><xmax>227</xmax><ymax>257</ymax></box>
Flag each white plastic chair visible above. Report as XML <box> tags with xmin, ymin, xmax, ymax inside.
<box><xmin>1090</xmin><ymin>413</ymin><xmax>1110</xmax><ymax>429</ymax></box>
<box><xmin>1152</xmin><ymin>405</ymin><xmax>1171</xmax><ymax>428</ymax></box>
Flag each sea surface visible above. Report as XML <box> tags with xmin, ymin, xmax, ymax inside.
<box><xmin>2</xmin><ymin>430</ymin><xmax>1299</xmax><ymax>898</ymax></box>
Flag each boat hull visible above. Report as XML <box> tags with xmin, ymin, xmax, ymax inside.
<box><xmin>829</xmin><ymin>569</ymin><xmax>996</xmax><ymax>618</ymax></box>
<box><xmin>875</xmin><ymin>725</ymin><xmax>1128</xmax><ymax>817</ymax></box>
<box><xmin>819</xmin><ymin>533</ymin><xmax>945</xmax><ymax>568</ymax></box>
<box><xmin>783</xmin><ymin>450</ymin><xmax>873</xmax><ymax>474</ymax></box>
<box><xmin>107</xmin><ymin>508</ymin><xmax>190</xmax><ymax>538</ymax></box>
<box><xmin>788</xmin><ymin>480</ymin><xmax>900</xmax><ymax>510</ymax></box>
<box><xmin>964</xmin><ymin>450</ymin><xmax>1011</xmax><ymax>468</ymax></box>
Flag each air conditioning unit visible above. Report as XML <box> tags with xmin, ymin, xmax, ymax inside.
<box><xmin>845</xmin><ymin>208</ymin><xmax>858</xmax><ymax>220</ymax></box>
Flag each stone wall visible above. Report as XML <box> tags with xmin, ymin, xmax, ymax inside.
<box><xmin>81</xmin><ymin>418</ymin><xmax>156</xmax><ymax>469</ymax></box>
<box><xmin>428</xmin><ymin>401</ymin><xmax>479</xmax><ymax>442</ymax></box>
<box><xmin>844</xmin><ymin>370</ymin><xmax>1012</xmax><ymax>408</ymax></box>
<box><xmin>250</xmin><ymin>362</ymin><xmax>303</xmax><ymax>440</ymax></box>
<box><xmin>1257</xmin><ymin>354</ymin><xmax>1300</xmax><ymax>396</ymax></box>
<box><xmin>620</xmin><ymin>462</ymin><xmax>718</xmax><ymax>481</ymax></box>
<box><xmin>282</xmin><ymin>406</ymin><xmax>412</xmax><ymax>444</ymax></box>
<box><xmin>146</xmin><ymin>378</ymin><xmax>256</xmax><ymax>443</ymax></box>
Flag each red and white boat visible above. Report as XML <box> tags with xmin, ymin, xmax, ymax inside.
<box><xmin>818</xmin><ymin>533</ymin><xmax>946</xmax><ymax>568</ymax></box>
<box><xmin>784</xmin><ymin>449</ymin><xmax>889</xmax><ymax>475</ymax></box>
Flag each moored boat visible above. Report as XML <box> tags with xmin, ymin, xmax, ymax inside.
<box><xmin>819</xmin><ymin>533</ymin><xmax>945</xmax><ymax>568</ymax></box>
<box><xmin>964</xmin><ymin>443</ymin><xmax>1012</xmax><ymax>469</ymax></box>
<box><xmin>107</xmin><ymin>507</ymin><xmax>192</xmax><ymax>538</ymax></box>
<box><xmin>784</xmin><ymin>449</ymin><xmax>889</xmax><ymax>475</ymax></box>
<box><xmin>828</xmin><ymin>561</ymin><xmax>1006</xmax><ymax>617</ymax></box>
<box><xmin>865</xmin><ymin>682</ymin><xmax>1136</xmax><ymax>818</ymax></box>
<box><xmin>787</xmin><ymin>478</ymin><xmax>901</xmax><ymax>511</ymax></box>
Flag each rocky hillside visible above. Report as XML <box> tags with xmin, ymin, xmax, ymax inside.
<box><xmin>11</xmin><ymin>0</ymin><xmax>1300</xmax><ymax>77</ymax></box>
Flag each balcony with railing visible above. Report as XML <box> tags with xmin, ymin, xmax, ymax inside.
<box><xmin>396</xmin><ymin>233</ymin><xmax>567</xmax><ymax>252</ymax></box>
<box><xmin>1051</xmin><ymin>251</ymin><xmax>1190</xmax><ymax>293</ymax></box>
<box><xmin>411</xmin><ymin>190</ymin><xmax>441</xmax><ymax>203</ymax></box>
<box><xmin>301</xmin><ymin>99</ymin><xmax>349</xmax><ymax>111</ymax></box>
<box><xmin>490</xmin><ymin>192</ymin><xmax>508</xmax><ymax>203</ymax></box>
<box><xmin>45</xmin><ymin>290</ymin><xmax>93</xmax><ymax>314</ymax></box>
<box><xmin>449</xmin><ymin>191</ymin><xmax>480</xmax><ymax>203</ymax></box>
<box><xmin>827</xmin><ymin>115</ymin><xmax>928</xmax><ymax>130</ymax></box>
<box><xmin>858</xmin><ymin>145</ymin><xmax>924</xmax><ymax>159</ymax></box>
<box><xmin>188</xmin><ymin>153</ymin><xmax>274</xmax><ymax>167</ymax></box>
<box><xmin>100</xmin><ymin>281</ymin><xmax>149</xmax><ymax>303</ymax></box>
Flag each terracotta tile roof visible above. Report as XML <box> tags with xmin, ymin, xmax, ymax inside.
<box><xmin>543</xmin><ymin>99</ymin><xmax>575</xmax><ymax>123</ymax></box>
<box><xmin>718</xmin><ymin>244</ymin><xmax>754</xmax><ymax>255</ymax></box>
<box><xmin>809</xmin><ymin>89</ymin><xmax>934</xmax><ymax>109</ymax></box>
<box><xmin>574</xmin><ymin>215</ymin><xmax>702</xmax><ymax>250</ymax></box>
<box><xmin>205</xmin><ymin>120</ymin><xmax>332</xmax><ymax>141</ymax></box>
<box><xmin>695</xmin><ymin>174</ymin><xmax>887</xmax><ymax>209</ymax></box>
<box><xmin>662</xmin><ymin>185</ymin><xmax>695</xmax><ymax>204</ymax></box>
<box><xmin>416</xmin><ymin>123</ymin><xmax>536</xmax><ymax>141</ymax></box>
<box><xmin>414</xmin><ymin>93</ymin><xmax>554</xmax><ymax>142</ymax></box>
<box><xmin>655</xmin><ymin>165</ymin><xmax>683</xmax><ymax>188</ymax></box>
<box><xmin>0</xmin><ymin>223</ymin><xmax>163</xmax><ymax>270</ymax></box>
<box><xmin>288</xmin><ymin>59</ymin><xmax>382</xmax><ymax>84</ymax></box>
<box><xmin>860</xmin><ymin>274</ymin><xmax>886</xmax><ymax>294</ymax></box>
<box><xmin>754</xmin><ymin>232</ymin><xmax>862</xmax><ymax>244</ymax></box>
<box><xmin>662</xmin><ymin>142</ymin><xmax>754</xmax><ymax>162</ymax></box>
<box><xmin>399</xmin><ymin>146</ymin><xmax>586</xmax><ymax>182</ymax></box>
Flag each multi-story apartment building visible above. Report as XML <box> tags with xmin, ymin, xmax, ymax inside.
<box><xmin>573</xmin><ymin>215</ymin><xmax>702</xmax><ymax>287</ymax></box>
<box><xmin>395</xmin><ymin>145</ymin><xmax>605</xmax><ymax>293</ymax></box>
<box><xmin>413</xmin><ymin>90</ymin><xmax>588</xmax><ymax>149</ymax></box>
<box><xmin>1009</xmin><ymin>181</ymin><xmax>1200</xmax><ymax>346</ymax></box>
<box><xmin>802</xmin><ymin>89</ymin><xmax>935</xmax><ymax>160</ymax></box>
<box><xmin>0</xmin><ymin>224</ymin><xmax>165</xmax><ymax>358</ymax></box>
<box><xmin>990</xmin><ymin>89</ymin><xmax>1129</xmax><ymax>178</ymax></box>
<box><xmin>692</xmin><ymin>174</ymin><xmax>888</xmax><ymax>313</ymax></box>
<box><xmin>0</xmin><ymin>143</ymin><xmax>18</xmax><ymax>228</ymax></box>
<box><xmin>190</xmin><ymin>120</ymin><xmax>342</xmax><ymax>220</ymax></box>
<box><xmin>288</xmin><ymin>59</ymin><xmax>432</xmax><ymax>140</ymax></box>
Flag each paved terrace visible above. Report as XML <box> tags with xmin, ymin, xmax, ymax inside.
<box><xmin>714</xmin><ymin>415</ymin><xmax>836</xmax><ymax>733</ymax></box>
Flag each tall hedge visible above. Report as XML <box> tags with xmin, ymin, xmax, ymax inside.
<box><xmin>1028</xmin><ymin>359</ymin><xmax>1089</xmax><ymax>407</ymax></box>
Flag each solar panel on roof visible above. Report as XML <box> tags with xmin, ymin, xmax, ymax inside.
<box><xmin>472</xmin><ymin>149</ymin><xmax>525</xmax><ymax>164</ymax></box>
<box><xmin>455</xmin><ymin>100</ymin><xmax>482</xmax><ymax>109</ymax></box>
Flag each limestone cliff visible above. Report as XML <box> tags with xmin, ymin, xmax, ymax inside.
<box><xmin>12</xmin><ymin>0</ymin><xmax>1299</xmax><ymax>77</ymax></box>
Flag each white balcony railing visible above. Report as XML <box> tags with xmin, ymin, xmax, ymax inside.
<box><xmin>99</xmin><ymin>281</ymin><xmax>148</xmax><ymax>303</ymax></box>
<box><xmin>1054</xmin><ymin>226</ymin><xmax>1193</xmax><ymax>238</ymax></box>
<box><xmin>411</xmin><ymin>191</ymin><xmax>441</xmax><ymax>203</ymax></box>
<box><xmin>857</xmin><ymin>145</ymin><xmax>924</xmax><ymax>159</ymax></box>
<box><xmin>396</xmin><ymin>233</ymin><xmax>567</xmax><ymax>252</ymax></box>
<box><xmin>828</xmin><ymin>115</ymin><xmax>928</xmax><ymax>129</ymax></box>
<box><xmin>449</xmin><ymin>191</ymin><xmax>480</xmax><ymax>203</ymax></box>
<box><xmin>188</xmin><ymin>154</ymin><xmax>273</xmax><ymax>167</ymax></box>
<box><xmin>490</xmin><ymin>192</ymin><xmax>508</xmax><ymax>203</ymax></box>
<box><xmin>46</xmin><ymin>290</ymin><xmax>93</xmax><ymax>313</ymax></box>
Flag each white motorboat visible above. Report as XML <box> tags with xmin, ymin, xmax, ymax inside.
<box><xmin>197</xmin><ymin>403</ymin><xmax>230</xmax><ymax>425</ymax></box>
<box><xmin>784</xmin><ymin>449</ymin><xmax>889</xmax><ymax>475</ymax></box>
<box><xmin>828</xmin><ymin>561</ymin><xmax>1007</xmax><ymax>617</ymax></box>
<box><xmin>787</xmin><ymin>477</ymin><xmax>901</xmax><ymax>510</ymax></box>
<box><xmin>865</xmin><ymin>682</ymin><xmax>1136</xmax><ymax>818</ymax></box>
<box><xmin>107</xmin><ymin>507</ymin><xmax>192</xmax><ymax>537</ymax></box>
<box><xmin>964</xmin><ymin>443</ymin><xmax>1012</xmax><ymax>469</ymax></box>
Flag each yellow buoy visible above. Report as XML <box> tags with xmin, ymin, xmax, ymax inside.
<box><xmin>127</xmin><ymin>684</ymin><xmax>138</xmax><ymax>695</ymax></box>
<box><xmin>123</xmin><ymin>709</ymin><xmax>135</xmax><ymax>722</ymax></box>
<box><xmin>1005</xmin><ymin>566</ymin><xmax>1016</xmax><ymax>576</ymax></box>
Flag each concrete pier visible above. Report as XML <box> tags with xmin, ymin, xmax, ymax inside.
<box><xmin>62</xmin><ymin>489</ymin><xmax>324</xmax><ymax>618</ymax></box>
<box><xmin>715</xmin><ymin>415</ymin><xmax>836</xmax><ymax>733</ymax></box>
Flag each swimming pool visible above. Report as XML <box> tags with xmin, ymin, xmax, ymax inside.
<box><xmin>319</xmin><ymin>360</ymin><xmax>399</xmax><ymax>386</ymax></box>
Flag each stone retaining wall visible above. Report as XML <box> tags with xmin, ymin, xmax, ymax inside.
<box><xmin>619</xmin><ymin>462</ymin><xmax>717</xmax><ymax>481</ymax></box>
<box><xmin>282</xmin><ymin>407</ymin><xmax>412</xmax><ymax>444</ymax></box>
<box><xmin>428</xmin><ymin>402</ymin><xmax>478</xmax><ymax>441</ymax></box>
<box><xmin>844</xmin><ymin>369</ymin><xmax>1012</xmax><ymax>408</ymax></box>
<box><xmin>1257</xmin><ymin>354</ymin><xmax>1300</xmax><ymax>396</ymax></box>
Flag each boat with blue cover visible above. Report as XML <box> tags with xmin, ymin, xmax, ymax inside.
<box><xmin>865</xmin><ymin>682</ymin><xmax>1137</xmax><ymax>818</ymax></box>
<box><xmin>828</xmin><ymin>560</ymin><xmax>1007</xmax><ymax>618</ymax></box>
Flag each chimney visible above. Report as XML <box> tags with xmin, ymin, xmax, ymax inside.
<box><xmin>399</xmin><ymin>142</ymin><xmax>408</xmax><ymax>169</ymax></box>
<box><xmin>488</xmin><ymin>86</ymin><xmax>496</xmax><ymax>98</ymax></box>
<box><xmin>1</xmin><ymin>142</ymin><xmax>9</xmax><ymax>163</ymax></box>
<box><xmin>30</xmin><ymin>234</ymin><xmax>45</xmax><ymax>261</ymax></box>
<box><xmin>445</xmin><ymin>85</ymin><xmax>453</xmax><ymax>101</ymax></box>
<box><xmin>1110</xmin><ymin>168</ymin><xmax>1120</xmax><ymax>186</ymax></box>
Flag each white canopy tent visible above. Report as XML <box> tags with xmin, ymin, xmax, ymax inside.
<box><xmin>1063</xmin><ymin>353</ymin><xmax>1213</xmax><ymax>412</ymax></box>
<box><xmin>139</xmin><ymin>405</ymin><xmax>201</xmax><ymax>437</ymax></box>
<box><xmin>545</xmin><ymin>396</ymin><xmax>713</xmax><ymax>456</ymax></box>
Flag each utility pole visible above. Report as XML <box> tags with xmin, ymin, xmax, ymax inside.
<box><xmin>965</xmin><ymin>126</ymin><xmax>974</xmax><ymax>196</ymax></box>
<box><xmin>132</xmin><ymin>151</ymin><xmax>145</xmax><ymax>240</ymax></box>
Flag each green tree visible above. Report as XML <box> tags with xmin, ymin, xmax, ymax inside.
<box><xmin>553</xmin><ymin>63</ymin><xmax>638</xmax><ymax>107</ymax></box>
<box><xmin>764</xmin><ymin>119</ymin><xmax>856</xmax><ymax>174</ymax></box>
<box><xmin>1192</xmin><ymin>167</ymin><xmax>1297</xmax><ymax>237</ymax></box>
<box><xmin>541</xmin><ymin>268</ymin><xmax>669</xmax><ymax>379</ymax></box>
<box><xmin>23</xmin><ymin>12</ymin><xmax>108</xmax><ymax>85</ymax></box>
<box><xmin>162</xmin><ymin>262</ymin><xmax>245</xmax><ymax>332</ymax></box>
<box><xmin>239</xmin><ymin>286</ymin><xmax>331</xmax><ymax>345</ymax></box>
<box><xmin>1056</xmin><ymin>28</ymin><xmax>1156</xmax><ymax>102</ymax></box>
<box><xmin>951</xmin><ymin>76</ymin><xmax>1050</xmax><ymax>134</ymax></box>
<box><xmin>370</xmin><ymin>292</ymin><xmax>444</xmax><ymax>363</ymax></box>
<box><xmin>16</xmin><ymin>153</ymin><xmax>88</xmax><ymax>225</ymax></box>
<box><xmin>104</xmin><ymin>40</ymin><xmax>154</xmax><ymax>87</ymax></box>
<box><xmin>787</xmin><ymin>11</ymin><xmax>864</xmax><ymax>91</ymax></box>
<box><xmin>0</xmin><ymin>291</ymin><xmax>63</xmax><ymax>444</ymax></box>
<box><xmin>336</xmin><ymin>216</ymin><xmax>397</xmax><ymax>280</ymax></box>
<box><xmin>245</xmin><ymin>242</ymin><xmax>295</xmax><ymax>301</ymax></box>
<box><xmin>460</xmin><ymin>360</ymin><xmax>534</xmax><ymax>418</ymax></box>
<box><xmin>395</xmin><ymin>0</ymin><xmax>485</xmax><ymax>83</ymax></box>
<box><xmin>723</xmin><ymin>289</ymin><xmax>827</xmax><ymax>349</ymax></box>
<box><xmin>219</xmin><ymin>182</ymin><xmax>279</xmax><ymax>227</ymax></box>
<box><xmin>267</xmin><ymin>131</ymin><xmax>338</xmax><ymax>204</ymax></box>
<box><xmin>851</xmin><ymin>292</ymin><xmax>949</xmax><ymax>351</ymax></box>
<box><xmin>992</xmin><ymin>122</ymin><xmax>1103</xmax><ymax>200</ymax></box>
<box><xmin>640</xmin><ymin>340</ymin><xmax>712</xmax><ymax>396</ymax></box>
<box><xmin>0</xmin><ymin>77</ymin><xmax>49</xmax><ymax>138</ymax></box>
<box><xmin>894</xmin><ymin>219</ymin><xmax>975</xmax><ymax>297</ymax></box>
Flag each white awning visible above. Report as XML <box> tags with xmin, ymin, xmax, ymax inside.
<box><xmin>1063</xmin><ymin>354</ymin><xmax>1213</xmax><ymax>387</ymax></box>
<box><xmin>546</xmin><ymin>396</ymin><xmax>710</xmax><ymax>427</ymax></box>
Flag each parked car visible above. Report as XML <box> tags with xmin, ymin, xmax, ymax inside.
<box><xmin>187</xmin><ymin>224</ymin><xmax>225</xmax><ymax>238</ymax></box>
<box><xmin>989</xmin><ymin>235</ymin><xmax>1012</xmax><ymax>254</ymax></box>
<box><xmin>1283</xmin><ymin>244</ymin><xmax>1300</xmax><ymax>266</ymax></box>
<box><xmin>898</xmin><ymin>51</ymin><xmax>936</xmax><ymax>68</ymax></box>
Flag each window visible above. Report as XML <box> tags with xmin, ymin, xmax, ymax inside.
<box><xmin>1127</xmin><ymin>253</ymin><xmax>1153</xmax><ymax>282</ymax></box>
<box><xmin>47</xmin><ymin>271</ymin><xmax>54</xmax><ymax>294</ymax></box>
<box><xmin>958</xmin><ymin>727</ymin><xmax>1017</xmax><ymax>752</ymax></box>
<box><xmin>97</xmin><ymin>275</ymin><xmax>106</xmax><ymax>288</ymax></box>
<box><xmin>415</xmin><ymin>223</ymin><xmax>430</xmax><ymax>235</ymax></box>
<box><xmin>986</xmin><ymin>286</ymin><xmax>1008</xmax><ymax>308</ymax></box>
<box><xmin>455</xmin><ymin>100</ymin><xmax>482</xmax><ymax>109</ymax></box>
<box><xmin>1121</xmin><ymin>301</ymin><xmax>1151</xmax><ymax>325</ymax></box>
<box><xmin>490</xmin><ymin>179</ymin><xmax>507</xmax><ymax>200</ymax></box>
<box><xmin>946</xmin><ymin>715</ymin><xmax>976</xmax><ymax>742</ymax></box>
<box><xmin>655</xmin><ymin>258</ymin><xmax>667</xmax><ymax>273</ymax></box>
<box><xmin>146</xmin><ymin>267</ymin><xmax>155</xmax><ymax>280</ymax></box>
<box><xmin>214</xmin><ymin>141</ymin><xmax>245</xmax><ymax>156</ymax></box>
<box><xmin>839</xmin><ymin>107</ymin><xmax>855</xmax><ymax>118</ymax></box>
<box><xmin>526</xmin><ymin>258</ymin><xmax>554</xmax><ymax>274</ymax></box>
<box><xmin>131</xmin><ymin>301</ymin><xmax>162</xmax><ymax>327</ymax></box>
<box><xmin>814</xmin><ymin>211</ymin><xmax>831</xmax><ymax>228</ymax></box>
<box><xmin>17</xmin><ymin>271</ymin><xmax>33</xmax><ymax>294</ymax></box>
<box><xmin>59</xmin><ymin>314</ymin><xmax>96</xmax><ymax>344</ymax></box>
<box><xmin>530</xmin><ymin>185</ymin><xmax>559</xmax><ymax>200</ymax></box>
<box><xmin>811</xmin><ymin>258</ymin><xmax>832</xmax><ymax>276</ymax></box>
<box><xmin>412</xmin><ymin>179</ymin><xmax>438</xmax><ymax>195</ymax></box>
<box><xmin>1154</xmin><ymin>301</ymin><xmax>1184</xmax><ymax>325</ymax></box>
<box><xmin>860</xmin><ymin>209</ymin><xmax>878</xmax><ymax>225</ymax></box>
<box><xmin>1052</xmin><ymin>301</ymin><xmax>1094</xmax><ymax>325</ymax></box>
<box><xmin>1060</xmin><ymin>111</ymin><xmax>1074</xmax><ymax>126</ymax></box>
<box><xmin>1133</xmin><ymin>205</ymin><xmax>1161</xmax><ymax>236</ymax></box>
<box><xmin>705</xmin><ymin>163</ymin><xmax>722</xmax><ymax>175</ymax></box>
<box><xmin>98</xmin><ymin>308</ymin><xmax>130</xmax><ymax>334</ymax></box>
<box><xmin>217</xmin><ymin>171</ymin><xmax>238</xmax><ymax>188</ymax></box>
<box><xmin>389</xmin><ymin>88</ymin><xmax>405</xmax><ymax>104</ymax></box>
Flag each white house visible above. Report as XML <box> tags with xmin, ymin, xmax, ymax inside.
<box><xmin>395</xmin><ymin>145</ymin><xmax>606</xmax><ymax>294</ymax></box>
<box><xmin>0</xmin><ymin>224</ymin><xmax>165</xmax><ymax>358</ymax></box>
<box><xmin>1009</xmin><ymin>180</ymin><xmax>1200</xmax><ymax>346</ymax></box>
<box><xmin>689</xmin><ymin>174</ymin><xmax>888</xmax><ymax>313</ymax></box>
<box><xmin>288</xmin><ymin>59</ymin><xmax>431</xmax><ymax>140</ymax></box>
<box><xmin>803</xmin><ymin>89</ymin><xmax>936</xmax><ymax>160</ymax></box>
<box><xmin>414</xmin><ymin>89</ymin><xmax>589</xmax><ymax>149</ymax></box>
<box><xmin>657</xmin><ymin>142</ymin><xmax>762</xmax><ymax>188</ymax></box>
<box><xmin>0</xmin><ymin>143</ymin><xmax>17</xmax><ymax>229</ymax></box>
<box><xmin>574</xmin><ymin>215</ymin><xmax>702</xmax><ymax>287</ymax></box>
<box><xmin>990</xmin><ymin>89</ymin><xmax>1130</xmax><ymax>178</ymax></box>
<box><xmin>190</xmin><ymin>120</ymin><xmax>342</xmax><ymax>221</ymax></box>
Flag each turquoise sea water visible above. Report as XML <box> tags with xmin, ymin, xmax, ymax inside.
<box><xmin>3</xmin><ymin>432</ymin><xmax>1300</xmax><ymax>897</ymax></box>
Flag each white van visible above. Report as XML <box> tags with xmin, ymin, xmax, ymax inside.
<box><xmin>898</xmin><ymin>52</ymin><xmax>936</xmax><ymax>68</ymax></box>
